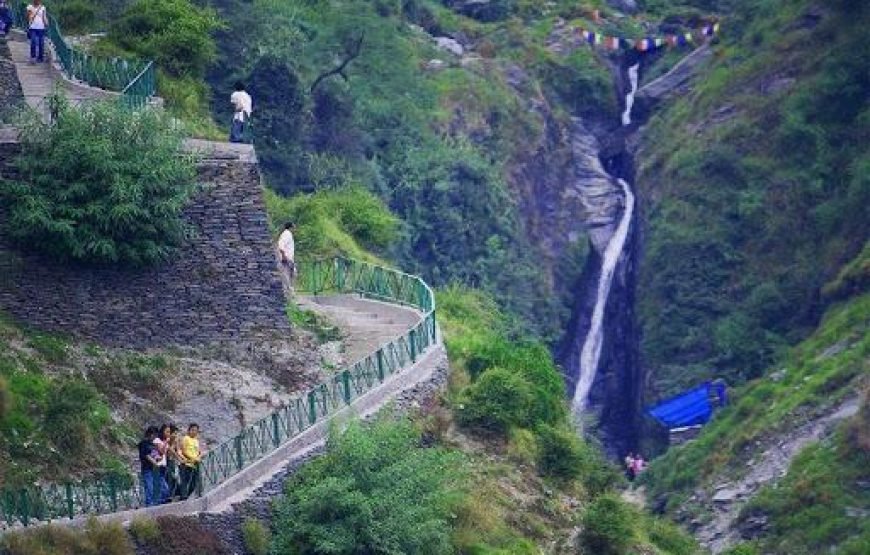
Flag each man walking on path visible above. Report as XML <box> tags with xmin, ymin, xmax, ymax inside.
<box><xmin>179</xmin><ymin>423</ymin><xmax>203</xmax><ymax>500</ymax></box>
<box><xmin>277</xmin><ymin>221</ymin><xmax>296</xmax><ymax>296</ymax></box>
<box><xmin>26</xmin><ymin>0</ymin><xmax>48</xmax><ymax>63</ymax></box>
<box><xmin>229</xmin><ymin>81</ymin><xmax>252</xmax><ymax>143</ymax></box>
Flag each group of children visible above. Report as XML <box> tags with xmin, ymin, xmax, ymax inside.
<box><xmin>138</xmin><ymin>423</ymin><xmax>203</xmax><ymax>507</ymax></box>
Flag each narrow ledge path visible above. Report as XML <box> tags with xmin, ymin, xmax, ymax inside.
<box><xmin>67</xmin><ymin>293</ymin><xmax>447</xmax><ymax>527</ymax></box>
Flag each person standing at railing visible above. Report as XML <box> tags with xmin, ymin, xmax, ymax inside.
<box><xmin>138</xmin><ymin>426</ymin><xmax>163</xmax><ymax>507</ymax></box>
<box><xmin>26</xmin><ymin>0</ymin><xmax>48</xmax><ymax>63</ymax></box>
<box><xmin>277</xmin><ymin>221</ymin><xmax>296</xmax><ymax>296</ymax></box>
<box><xmin>164</xmin><ymin>424</ymin><xmax>185</xmax><ymax>501</ymax></box>
<box><xmin>179</xmin><ymin>423</ymin><xmax>203</xmax><ymax>500</ymax></box>
<box><xmin>229</xmin><ymin>81</ymin><xmax>252</xmax><ymax>143</ymax></box>
<box><xmin>0</xmin><ymin>0</ymin><xmax>12</xmax><ymax>37</ymax></box>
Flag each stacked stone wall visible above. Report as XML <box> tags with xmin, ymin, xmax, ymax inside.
<box><xmin>0</xmin><ymin>137</ymin><xmax>289</xmax><ymax>347</ymax></box>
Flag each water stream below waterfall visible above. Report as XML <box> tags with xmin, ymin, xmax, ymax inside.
<box><xmin>570</xmin><ymin>61</ymin><xmax>641</xmax><ymax>418</ymax></box>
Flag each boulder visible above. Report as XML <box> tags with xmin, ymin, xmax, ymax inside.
<box><xmin>435</xmin><ymin>36</ymin><xmax>464</xmax><ymax>56</ymax></box>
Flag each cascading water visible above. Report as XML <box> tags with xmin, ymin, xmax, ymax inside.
<box><xmin>570</xmin><ymin>178</ymin><xmax>635</xmax><ymax>414</ymax></box>
<box><xmin>570</xmin><ymin>62</ymin><xmax>640</xmax><ymax>417</ymax></box>
<box><xmin>621</xmin><ymin>63</ymin><xmax>640</xmax><ymax>126</ymax></box>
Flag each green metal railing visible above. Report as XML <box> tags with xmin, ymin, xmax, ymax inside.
<box><xmin>0</xmin><ymin>257</ymin><xmax>437</xmax><ymax>527</ymax></box>
<box><xmin>9</xmin><ymin>2</ymin><xmax>156</xmax><ymax>107</ymax></box>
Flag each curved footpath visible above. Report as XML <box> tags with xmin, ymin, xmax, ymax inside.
<box><xmin>5</xmin><ymin>30</ymin><xmax>112</xmax><ymax>119</ymax></box>
<box><xmin>42</xmin><ymin>294</ymin><xmax>447</xmax><ymax>529</ymax></box>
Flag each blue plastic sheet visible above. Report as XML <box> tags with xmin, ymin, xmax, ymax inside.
<box><xmin>647</xmin><ymin>381</ymin><xmax>726</xmax><ymax>428</ymax></box>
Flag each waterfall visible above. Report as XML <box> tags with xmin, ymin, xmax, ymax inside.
<box><xmin>571</xmin><ymin>178</ymin><xmax>635</xmax><ymax>414</ymax></box>
<box><xmin>621</xmin><ymin>63</ymin><xmax>640</xmax><ymax>126</ymax></box>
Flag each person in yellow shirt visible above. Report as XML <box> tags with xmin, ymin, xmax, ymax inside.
<box><xmin>179</xmin><ymin>423</ymin><xmax>202</xmax><ymax>499</ymax></box>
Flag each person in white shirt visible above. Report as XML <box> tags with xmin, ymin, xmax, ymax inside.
<box><xmin>26</xmin><ymin>0</ymin><xmax>48</xmax><ymax>63</ymax></box>
<box><xmin>277</xmin><ymin>221</ymin><xmax>296</xmax><ymax>295</ymax></box>
<box><xmin>230</xmin><ymin>81</ymin><xmax>253</xmax><ymax>143</ymax></box>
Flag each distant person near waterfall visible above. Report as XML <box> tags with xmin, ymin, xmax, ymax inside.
<box><xmin>277</xmin><ymin>221</ymin><xmax>296</xmax><ymax>296</ymax></box>
<box><xmin>26</xmin><ymin>0</ymin><xmax>48</xmax><ymax>63</ymax></box>
<box><xmin>229</xmin><ymin>81</ymin><xmax>252</xmax><ymax>143</ymax></box>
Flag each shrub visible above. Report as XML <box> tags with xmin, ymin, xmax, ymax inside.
<box><xmin>645</xmin><ymin>516</ymin><xmax>699</xmax><ymax>555</ymax></box>
<box><xmin>241</xmin><ymin>518</ymin><xmax>270</xmax><ymax>555</ymax></box>
<box><xmin>579</xmin><ymin>494</ymin><xmax>635</xmax><ymax>555</ymax></box>
<box><xmin>1</xmin><ymin>99</ymin><xmax>197</xmax><ymax>266</ymax></box>
<box><xmin>272</xmin><ymin>418</ymin><xmax>464</xmax><ymax>555</ymax></box>
<box><xmin>506</xmin><ymin>427</ymin><xmax>538</xmax><ymax>465</ymax></box>
<box><xmin>456</xmin><ymin>367</ymin><xmax>534</xmax><ymax>434</ymax></box>
<box><xmin>109</xmin><ymin>0</ymin><xmax>223</xmax><ymax>78</ymax></box>
<box><xmin>128</xmin><ymin>517</ymin><xmax>160</xmax><ymax>544</ymax></box>
<box><xmin>0</xmin><ymin>376</ymin><xmax>11</xmax><ymax>421</ymax></box>
<box><xmin>535</xmin><ymin>424</ymin><xmax>583</xmax><ymax>480</ymax></box>
<box><xmin>44</xmin><ymin>380</ymin><xmax>110</xmax><ymax>459</ymax></box>
<box><xmin>265</xmin><ymin>187</ymin><xmax>399</xmax><ymax>260</ymax></box>
<box><xmin>55</xmin><ymin>0</ymin><xmax>98</xmax><ymax>34</ymax></box>
<box><xmin>0</xmin><ymin>518</ymin><xmax>134</xmax><ymax>555</ymax></box>
<box><xmin>721</xmin><ymin>544</ymin><xmax>760</xmax><ymax>555</ymax></box>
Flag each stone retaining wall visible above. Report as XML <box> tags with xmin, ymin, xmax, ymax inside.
<box><xmin>0</xmin><ymin>137</ymin><xmax>289</xmax><ymax>348</ymax></box>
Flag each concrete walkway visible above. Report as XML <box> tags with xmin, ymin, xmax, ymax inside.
<box><xmin>298</xmin><ymin>294</ymin><xmax>423</xmax><ymax>366</ymax></box>
<box><xmin>6</xmin><ymin>30</ymin><xmax>111</xmax><ymax>119</ymax></box>
<box><xmin>48</xmin><ymin>294</ymin><xmax>446</xmax><ymax>528</ymax></box>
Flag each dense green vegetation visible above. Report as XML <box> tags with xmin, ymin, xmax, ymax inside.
<box><xmin>644</xmin><ymin>293</ymin><xmax>869</xmax><ymax>512</ymax></box>
<box><xmin>204</xmin><ymin>0</ymin><xmax>624</xmax><ymax>340</ymax></box>
<box><xmin>0</xmin><ymin>313</ymin><xmax>122</xmax><ymax>486</ymax></box>
<box><xmin>261</xmin><ymin>283</ymin><xmax>699</xmax><ymax>554</ymax></box>
<box><xmin>273</xmin><ymin>418</ymin><xmax>464</xmax><ymax>554</ymax></box>
<box><xmin>728</xmin><ymin>396</ymin><xmax>869</xmax><ymax>555</ymax></box>
<box><xmin>264</xmin><ymin>186</ymin><xmax>399</xmax><ymax>263</ymax></box>
<box><xmin>0</xmin><ymin>99</ymin><xmax>196</xmax><ymax>266</ymax></box>
<box><xmin>638</xmin><ymin>0</ymin><xmax>870</xmax><ymax>395</ymax></box>
<box><xmin>48</xmin><ymin>0</ymin><xmax>225</xmax><ymax>137</ymax></box>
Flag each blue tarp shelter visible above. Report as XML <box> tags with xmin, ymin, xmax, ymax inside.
<box><xmin>647</xmin><ymin>381</ymin><xmax>727</xmax><ymax>429</ymax></box>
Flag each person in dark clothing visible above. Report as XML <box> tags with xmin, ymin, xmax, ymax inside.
<box><xmin>0</xmin><ymin>1</ymin><xmax>12</xmax><ymax>36</ymax></box>
<box><xmin>138</xmin><ymin>426</ymin><xmax>162</xmax><ymax>506</ymax></box>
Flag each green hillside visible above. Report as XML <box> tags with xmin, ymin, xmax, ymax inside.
<box><xmin>637</xmin><ymin>0</ymin><xmax>869</xmax><ymax>396</ymax></box>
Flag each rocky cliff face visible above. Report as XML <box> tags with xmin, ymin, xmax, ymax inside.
<box><xmin>503</xmin><ymin>36</ymin><xmax>643</xmax><ymax>452</ymax></box>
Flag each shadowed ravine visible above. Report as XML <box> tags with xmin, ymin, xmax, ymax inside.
<box><xmin>560</xmin><ymin>56</ymin><xmax>643</xmax><ymax>454</ymax></box>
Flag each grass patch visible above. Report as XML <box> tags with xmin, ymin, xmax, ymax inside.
<box><xmin>286</xmin><ymin>303</ymin><xmax>341</xmax><ymax>343</ymax></box>
<box><xmin>644</xmin><ymin>294</ymin><xmax>870</xmax><ymax>511</ymax></box>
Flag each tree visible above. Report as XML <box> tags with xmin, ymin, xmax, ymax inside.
<box><xmin>1</xmin><ymin>99</ymin><xmax>197</xmax><ymax>266</ymax></box>
<box><xmin>109</xmin><ymin>0</ymin><xmax>223</xmax><ymax>78</ymax></box>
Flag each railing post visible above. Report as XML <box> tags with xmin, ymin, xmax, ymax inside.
<box><xmin>342</xmin><ymin>371</ymin><xmax>352</xmax><ymax>405</ymax></box>
<box><xmin>409</xmin><ymin>329</ymin><xmax>417</xmax><ymax>363</ymax></box>
<box><xmin>308</xmin><ymin>391</ymin><xmax>318</xmax><ymax>424</ymax></box>
<box><xmin>376</xmin><ymin>348</ymin><xmax>385</xmax><ymax>381</ymax></box>
<box><xmin>65</xmin><ymin>483</ymin><xmax>74</xmax><ymax>520</ymax></box>
<box><xmin>109</xmin><ymin>475</ymin><xmax>118</xmax><ymax>512</ymax></box>
<box><xmin>234</xmin><ymin>435</ymin><xmax>244</xmax><ymax>471</ymax></box>
<box><xmin>19</xmin><ymin>489</ymin><xmax>29</xmax><ymax>527</ymax></box>
<box><xmin>272</xmin><ymin>413</ymin><xmax>281</xmax><ymax>448</ymax></box>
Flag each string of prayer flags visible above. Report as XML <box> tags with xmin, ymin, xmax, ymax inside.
<box><xmin>573</xmin><ymin>22</ymin><xmax>719</xmax><ymax>52</ymax></box>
